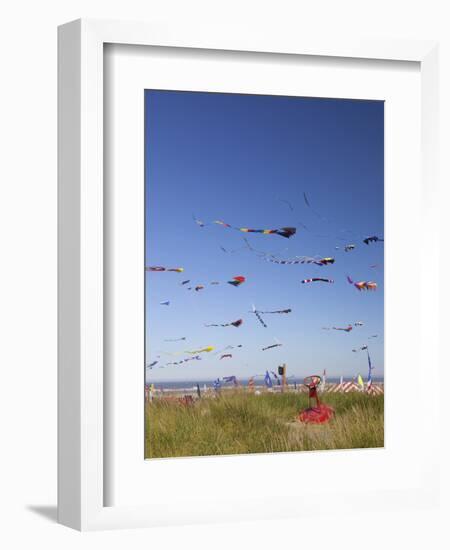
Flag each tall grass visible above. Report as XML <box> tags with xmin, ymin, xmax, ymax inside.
<box><xmin>145</xmin><ymin>391</ymin><xmax>384</xmax><ymax>459</ymax></box>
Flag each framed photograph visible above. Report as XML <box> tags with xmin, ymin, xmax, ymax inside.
<box><xmin>58</xmin><ymin>19</ymin><xmax>440</xmax><ymax>530</ymax></box>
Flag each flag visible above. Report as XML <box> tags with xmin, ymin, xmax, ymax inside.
<box><xmin>223</xmin><ymin>375</ymin><xmax>238</xmax><ymax>386</ymax></box>
<box><xmin>357</xmin><ymin>373</ymin><xmax>364</xmax><ymax>390</ymax></box>
<box><xmin>264</xmin><ymin>370</ymin><xmax>273</xmax><ymax>388</ymax></box>
<box><xmin>271</xmin><ymin>371</ymin><xmax>281</xmax><ymax>385</ymax></box>
<box><xmin>213</xmin><ymin>378</ymin><xmax>222</xmax><ymax>391</ymax></box>
<box><xmin>367</xmin><ymin>350</ymin><xmax>374</xmax><ymax>390</ymax></box>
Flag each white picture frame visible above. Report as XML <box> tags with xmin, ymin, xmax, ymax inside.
<box><xmin>58</xmin><ymin>18</ymin><xmax>440</xmax><ymax>531</ymax></box>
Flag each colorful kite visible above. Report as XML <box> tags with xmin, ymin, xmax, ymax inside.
<box><xmin>301</xmin><ymin>278</ymin><xmax>334</xmax><ymax>284</ymax></box>
<box><xmin>186</xmin><ymin>275</ymin><xmax>246</xmax><ymax>291</ymax></box>
<box><xmin>205</xmin><ymin>319</ymin><xmax>243</xmax><ymax>328</ymax></box>
<box><xmin>363</xmin><ymin>235</ymin><xmax>384</xmax><ymax>245</ymax></box>
<box><xmin>228</xmin><ymin>275</ymin><xmax>246</xmax><ymax>287</ymax></box>
<box><xmin>146</xmin><ymin>266</ymin><xmax>184</xmax><ymax>273</ymax></box>
<box><xmin>347</xmin><ymin>276</ymin><xmax>377</xmax><ymax>291</ymax></box>
<box><xmin>185</xmin><ymin>346</ymin><xmax>215</xmax><ymax>354</ymax></box>
<box><xmin>214</xmin><ymin>220</ymin><xmax>296</xmax><ymax>239</ymax></box>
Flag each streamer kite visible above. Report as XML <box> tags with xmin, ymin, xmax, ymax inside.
<box><xmin>262</xmin><ymin>342</ymin><xmax>282</xmax><ymax>351</ymax></box>
<box><xmin>185</xmin><ymin>346</ymin><xmax>215</xmax><ymax>354</ymax></box>
<box><xmin>250</xmin><ymin>305</ymin><xmax>292</xmax><ymax>328</ymax></box>
<box><xmin>347</xmin><ymin>276</ymin><xmax>377</xmax><ymax>291</ymax></box>
<box><xmin>146</xmin><ymin>266</ymin><xmax>184</xmax><ymax>273</ymax></box>
<box><xmin>214</xmin><ymin>344</ymin><xmax>243</xmax><ymax>356</ymax></box>
<box><xmin>164</xmin><ymin>337</ymin><xmax>186</xmax><ymax>342</ymax></box>
<box><xmin>205</xmin><ymin>319</ymin><xmax>243</xmax><ymax>328</ymax></box>
<box><xmin>214</xmin><ymin>220</ymin><xmax>296</xmax><ymax>239</ymax></box>
<box><xmin>363</xmin><ymin>236</ymin><xmax>384</xmax><ymax>245</ymax></box>
<box><xmin>323</xmin><ymin>325</ymin><xmax>353</xmax><ymax>332</ymax></box>
<box><xmin>159</xmin><ymin>300</ymin><xmax>170</xmax><ymax>306</ymax></box>
<box><xmin>301</xmin><ymin>278</ymin><xmax>334</xmax><ymax>284</ymax></box>
<box><xmin>265</xmin><ymin>256</ymin><xmax>335</xmax><ymax>266</ymax></box>
<box><xmin>147</xmin><ymin>360</ymin><xmax>158</xmax><ymax>368</ymax></box>
<box><xmin>165</xmin><ymin>355</ymin><xmax>202</xmax><ymax>366</ymax></box>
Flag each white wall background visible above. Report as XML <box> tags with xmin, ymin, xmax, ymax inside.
<box><xmin>0</xmin><ymin>1</ymin><xmax>448</xmax><ymax>547</ymax></box>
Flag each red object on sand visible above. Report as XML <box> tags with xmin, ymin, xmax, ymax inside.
<box><xmin>298</xmin><ymin>374</ymin><xmax>334</xmax><ymax>424</ymax></box>
<box><xmin>298</xmin><ymin>404</ymin><xmax>334</xmax><ymax>424</ymax></box>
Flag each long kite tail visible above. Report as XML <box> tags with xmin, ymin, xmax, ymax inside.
<box><xmin>205</xmin><ymin>319</ymin><xmax>243</xmax><ymax>328</ymax></box>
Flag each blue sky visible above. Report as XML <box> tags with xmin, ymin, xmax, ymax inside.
<box><xmin>145</xmin><ymin>90</ymin><xmax>384</xmax><ymax>383</ymax></box>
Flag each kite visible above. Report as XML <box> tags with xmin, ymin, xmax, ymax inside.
<box><xmin>264</xmin><ymin>255</ymin><xmax>335</xmax><ymax>266</ymax></box>
<box><xmin>213</xmin><ymin>378</ymin><xmax>222</xmax><ymax>391</ymax></box>
<box><xmin>262</xmin><ymin>342</ymin><xmax>282</xmax><ymax>351</ymax></box>
<box><xmin>363</xmin><ymin>235</ymin><xmax>384</xmax><ymax>245</ymax></box>
<box><xmin>250</xmin><ymin>305</ymin><xmax>292</xmax><ymax>328</ymax></box>
<box><xmin>220</xmin><ymin>354</ymin><xmax>232</xmax><ymax>360</ymax></box>
<box><xmin>146</xmin><ymin>266</ymin><xmax>184</xmax><ymax>273</ymax></box>
<box><xmin>165</xmin><ymin>355</ymin><xmax>202</xmax><ymax>366</ymax></box>
<box><xmin>185</xmin><ymin>346</ymin><xmax>215</xmax><ymax>354</ymax></box>
<box><xmin>205</xmin><ymin>319</ymin><xmax>243</xmax><ymax>328</ymax></box>
<box><xmin>192</xmin><ymin>214</ymin><xmax>206</xmax><ymax>227</ymax></box>
<box><xmin>214</xmin><ymin>344</ymin><xmax>243</xmax><ymax>356</ymax></box>
<box><xmin>323</xmin><ymin>325</ymin><xmax>353</xmax><ymax>332</ymax></box>
<box><xmin>227</xmin><ymin>275</ymin><xmax>246</xmax><ymax>287</ymax></box>
<box><xmin>186</xmin><ymin>275</ymin><xmax>246</xmax><ymax>291</ymax></box>
<box><xmin>301</xmin><ymin>278</ymin><xmax>334</xmax><ymax>284</ymax></box>
<box><xmin>181</xmin><ymin>280</ymin><xmax>190</xmax><ymax>285</ymax></box>
<box><xmin>344</xmin><ymin>244</ymin><xmax>356</xmax><ymax>252</ymax></box>
<box><xmin>354</xmin><ymin>321</ymin><xmax>364</xmax><ymax>327</ymax></box>
<box><xmin>214</xmin><ymin>220</ymin><xmax>296</xmax><ymax>239</ymax></box>
<box><xmin>352</xmin><ymin>345</ymin><xmax>368</xmax><ymax>352</ymax></box>
<box><xmin>146</xmin><ymin>360</ymin><xmax>158</xmax><ymax>368</ymax></box>
<box><xmin>347</xmin><ymin>276</ymin><xmax>377</xmax><ymax>291</ymax></box>
<box><xmin>159</xmin><ymin>300</ymin><xmax>170</xmax><ymax>306</ymax></box>
<box><xmin>164</xmin><ymin>337</ymin><xmax>186</xmax><ymax>342</ymax></box>
<box><xmin>297</xmin><ymin>375</ymin><xmax>334</xmax><ymax>424</ymax></box>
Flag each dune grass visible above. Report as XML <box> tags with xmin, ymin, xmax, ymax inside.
<box><xmin>145</xmin><ymin>391</ymin><xmax>384</xmax><ymax>459</ymax></box>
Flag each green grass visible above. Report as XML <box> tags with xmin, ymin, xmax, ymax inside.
<box><xmin>145</xmin><ymin>391</ymin><xmax>384</xmax><ymax>459</ymax></box>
